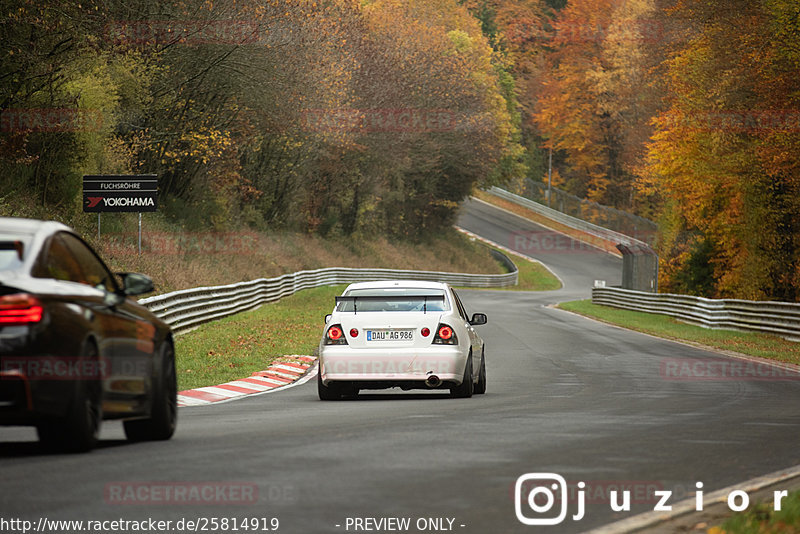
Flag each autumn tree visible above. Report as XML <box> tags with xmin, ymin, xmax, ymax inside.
<box><xmin>646</xmin><ymin>0</ymin><xmax>800</xmax><ymax>300</ymax></box>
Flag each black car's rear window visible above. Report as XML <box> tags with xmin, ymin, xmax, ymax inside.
<box><xmin>336</xmin><ymin>288</ymin><xmax>449</xmax><ymax>312</ymax></box>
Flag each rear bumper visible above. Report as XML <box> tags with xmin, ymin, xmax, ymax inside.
<box><xmin>0</xmin><ymin>368</ymin><xmax>75</xmax><ymax>425</ymax></box>
<box><xmin>319</xmin><ymin>346</ymin><xmax>467</xmax><ymax>386</ymax></box>
<box><xmin>0</xmin><ymin>370</ymin><xmax>35</xmax><ymax>424</ymax></box>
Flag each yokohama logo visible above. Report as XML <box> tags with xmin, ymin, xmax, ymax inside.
<box><xmin>87</xmin><ymin>197</ymin><xmax>155</xmax><ymax>208</ymax></box>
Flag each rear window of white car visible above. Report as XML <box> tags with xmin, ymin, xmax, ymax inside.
<box><xmin>336</xmin><ymin>288</ymin><xmax>449</xmax><ymax>312</ymax></box>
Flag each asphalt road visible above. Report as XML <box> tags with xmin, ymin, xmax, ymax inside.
<box><xmin>2</xmin><ymin>199</ymin><xmax>799</xmax><ymax>534</ymax></box>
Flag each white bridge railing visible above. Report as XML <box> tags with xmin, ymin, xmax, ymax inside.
<box><xmin>592</xmin><ymin>286</ymin><xmax>800</xmax><ymax>341</ymax></box>
<box><xmin>140</xmin><ymin>256</ymin><xmax>517</xmax><ymax>334</ymax></box>
<box><xmin>489</xmin><ymin>186</ymin><xmax>649</xmax><ymax>249</ymax></box>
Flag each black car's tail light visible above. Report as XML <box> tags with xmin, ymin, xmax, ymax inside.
<box><xmin>433</xmin><ymin>324</ymin><xmax>457</xmax><ymax>345</ymax></box>
<box><xmin>325</xmin><ymin>324</ymin><xmax>348</xmax><ymax>345</ymax></box>
<box><xmin>0</xmin><ymin>294</ymin><xmax>43</xmax><ymax>325</ymax></box>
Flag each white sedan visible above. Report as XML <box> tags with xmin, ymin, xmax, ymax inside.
<box><xmin>317</xmin><ymin>280</ymin><xmax>487</xmax><ymax>400</ymax></box>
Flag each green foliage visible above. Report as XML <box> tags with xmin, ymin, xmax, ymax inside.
<box><xmin>671</xmin><ymin>237</ymin><xmax>717</xmax><ymax>296</ymax></box>
<box><xmin>716</xmin><ymin>489</ymin><xmax>800</xmax><ymax>533</ymax></box>
<box><xmin>645</xmin><ymin>0</ymin><xmax>800</xmax><ymax>299</ymax></box>
<box><xmin>2</xmin><ymin>0</ymin><xmax>525</xmax><ymax>242</ymax></box>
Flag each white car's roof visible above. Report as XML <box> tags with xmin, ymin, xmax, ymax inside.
<box><xmin>343</xmin><ymin>280</ymin><xmax>451</xmax><ymax>291</ymax></box>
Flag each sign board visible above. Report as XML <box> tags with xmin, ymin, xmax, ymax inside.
<box><xmin>82</xmin><ymin>175</ymin><xmax>158</xmax><ymax>213</ymax></box>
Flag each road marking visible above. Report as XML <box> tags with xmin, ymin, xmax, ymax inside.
<box><xmin>271</xmin><ymin>364</ymin><xmax>305</xmax><ymax>375</ymax></box>
<box><xmin>177</xmin><ymin>357</ymin><xmax>314</xmax><ymax>406</ymax></box>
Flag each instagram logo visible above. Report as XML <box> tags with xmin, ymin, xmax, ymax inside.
<box><xmin>515</xmin><ymin>473</ymin><xmax>581</xmax><ymax>525</ymax></box>
<box><xmin>515</xmin><ymin>473</ymin><xmax>794</xmax><ymax>525</ymax></box>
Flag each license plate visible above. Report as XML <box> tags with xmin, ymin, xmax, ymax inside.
<box><xmin>366</xmin><ymin>329</ymin><xmax>413</xmax><ymax>341</ymax></box>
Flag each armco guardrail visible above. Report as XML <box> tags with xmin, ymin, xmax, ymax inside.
<box><xmin>140</xmin><ymin>260</ymin><xmax>518</xmax><ymax>335</ymax></box>
<box><xmin>520</xmin><ymin>179</ymin><xmax>658</xmax><ymax>244</ymax></box>
<box><xmin>592</xmin><ymin>286</ymin><xmax>800</xmax><ymax>341</ymax></box>
<box><xmin>489</xmin><ymin>186</ymin><xmax>659</xmax><ymax>292</ymax></box>
<box><xmin>489</xmin><ymin>186</ymin><xmax>645</xmax><ymax>249</ymax></box>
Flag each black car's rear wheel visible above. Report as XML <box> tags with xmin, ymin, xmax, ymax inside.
<box><xmin>37</xmin><ymin>341</ymin><xmax>102</xmax><ymax>453</ymax></box>
<box><xmin>124</xmin><ymin>341</ymin><xmax>177</xmax><ymax>442</ymax></box>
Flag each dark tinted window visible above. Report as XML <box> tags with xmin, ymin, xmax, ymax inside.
<box><xmin>33</xmin><ymin>234</ymin><xmax>83</xmax><ymax>283</ymax></box>
<box><xmin>451</xmin><ymin>290</ymin><xmax>468</xmax><ymax>320</ymax></box>
<box><xmin>33</xmin><ymin>233</ymin><xmax>116</xmax><ymax>292</ymax></box>
<box><xmin>60</xmin><ymin>234</ymin><xmax>116</xmax><ymax>292</ymax></box>
<box><xmin>337</xmin><ymin>288</ymin><xmax>449</xmax><ymax>312</ymax></box>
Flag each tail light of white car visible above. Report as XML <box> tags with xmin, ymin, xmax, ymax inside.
<box><xmin>432</xmin><ymin>324</ymin><xmax>457</xmax><ymax>345</ymax></box>
<box><xmin>325</xmin><ymin>324</ymin><xmax>348</xmax><ymax>345</ymax></box>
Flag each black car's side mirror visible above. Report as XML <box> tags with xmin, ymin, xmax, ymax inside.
<box><xmin>469</xmin><ymin>313</ymin><xmax>487</xmax><ymax>326</ymax></box>
<box><xmin>117</xmin><ymin>272</ymin><xmax>155</xmax><ymax>296</ymax></box>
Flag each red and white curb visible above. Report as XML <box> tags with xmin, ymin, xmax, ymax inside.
<box><xmin>177</xmin><ymin>356</ymin><xmax>317</xmax><ymax>407</ymax></box>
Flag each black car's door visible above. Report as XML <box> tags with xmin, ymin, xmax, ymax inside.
<box><xmin>37</xmin><ymin>232</ymin><xmax>154</xmax><ymax>413</ymax></box>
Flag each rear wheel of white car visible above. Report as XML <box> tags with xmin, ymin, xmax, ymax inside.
<box><xmin>474</xmin><ymin>350</ymin><xmax>487</xmax><ymax>395</ymax></box>
<box><xmin>450</xmin><ymin>356</ymin><xmax>474</xmax><ymax>398</ymax></box>
<box><xmin>318</xmin><ymin>371</ymin><xmax>341</xmax><ymax>401</ymax></box>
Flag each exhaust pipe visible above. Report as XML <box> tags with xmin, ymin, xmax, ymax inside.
<box><xmin>425</xmin><ymin>375</ymin><xmax>441</xmax><ymax>388</ymax></box>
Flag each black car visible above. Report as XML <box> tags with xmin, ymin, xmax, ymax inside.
<box><xmin>0</xmin><ymin>217</ymin><xmax>176</xmax><ymax>452</ymax></box>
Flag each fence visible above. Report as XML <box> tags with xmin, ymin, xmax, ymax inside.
<box><xmin>140</xmin><ymin>257</ymin><xmax>518</xmax><ymax>335</ymax></box>
<box><xmin>489</xmin><ymin>186</ymin><xmax>658</xmax><ymax>292</ymax></box>
<box><xmin>592</xmin><ymin>286</ymin><xmax>800</xmax><ymax>341</ymax></box>
<box><xmin>490</xmin><ymin>186</ymin><xmax>645</xmax><ymax>249</ymax></box>
<box><xmin>520</xmin><ymin>179</ymin><xmax>658</xmax><ymax>246</ymax></box>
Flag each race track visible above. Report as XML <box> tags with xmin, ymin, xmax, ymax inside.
<box><xmin>2</xmin><ymin>199</ymin><xmax>799</xmax><ymax>533</ymax></box>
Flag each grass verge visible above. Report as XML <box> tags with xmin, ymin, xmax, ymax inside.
<box><xmin>711</xmin><ymin>490</ymin><xmax>800</xmax><ymax>533</ymax></box>
<box><xmin>557</xmin><ymin>300</ymin><xmax>800</xmax><ymax>365</ymax></box>
<box><xmin>175</xmin><ymin>285</ymin><xmax>343</xmax><ymax>390</ymax></box>
<box><xmin>101</xmin><ymin>226</ymin><xmax>505</xmax><ymax>294</ymax></box>
<box><xmin>176</xmin><ymin>260</ymin><xmax>561</xmax><ymax>391</ymax></box>
<box><xmin>486</xmin><ymin>246</ymin><xmax>561</xmax><ymax>291</ymax></box>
